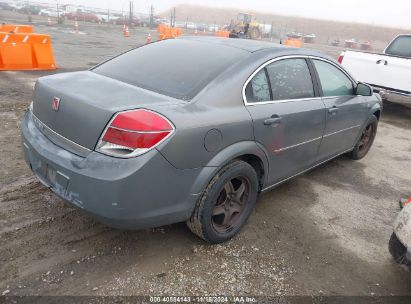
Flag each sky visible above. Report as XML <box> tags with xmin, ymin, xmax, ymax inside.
<box><xmin>18</xmin><ymin>0</ymin><xmax>411</xmax><ymax>29</ymax></box>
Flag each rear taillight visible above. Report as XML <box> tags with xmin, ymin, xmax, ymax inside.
<box><xmin>96</xmin><ymin>109</ymin><xmax>174</xmax><ymax>158</ymax></box>
<box><xmin>337</xmin><ymin>51</ymin><xmax>345</xmax><ymax>64</ymax></box>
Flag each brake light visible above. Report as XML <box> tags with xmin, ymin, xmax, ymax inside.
<box><xmin>337</xmin><ymin>51</ymin><xmax>345</xmax><ymax>64</ymax></box>
<box><xmin>97</xmin><ymin>109</ymin><xmax>174</xmax><ymax>158</ymax></box>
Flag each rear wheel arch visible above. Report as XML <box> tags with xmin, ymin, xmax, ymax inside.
<box><xmin>373</xmin><ymin>109</ymin><xmax>381</xmax><ymax>120</ymax></box>
<box><xmin>188</xmin><ymin>141</ymin><xmax>269</xmax><ymax>197</ymax></box>
<box><xmin>187</xmin><ymin>159</ymin><xmax>260</xmax><ymax>243</ymax></box>
<box><xmin>236</xmin><ymin>154</ymin><xmax>265</xmax><ymax>191</ymax></box>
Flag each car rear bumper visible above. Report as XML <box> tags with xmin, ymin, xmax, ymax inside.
<box><xmin>21</xmin><ymin>109</ymin><xmax>206</xmax><ymax>229</ymax></box>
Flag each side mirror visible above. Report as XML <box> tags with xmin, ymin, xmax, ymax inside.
<box><xmin>356</xmin><ymin>83</ymin><xmax>373</xmax><ymax>96</ymax></box>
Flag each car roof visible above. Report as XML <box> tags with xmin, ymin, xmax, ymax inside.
<box><xmin>180</xmin><ymin>36</ymin><xmax>287</xmax><ymax>52</ymax></box>
<box><xmin>179</xmin><ymin>36</ymin><xmax>331</xmax><ymax>59</ymax></box>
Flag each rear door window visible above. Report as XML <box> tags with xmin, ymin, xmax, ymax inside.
<box><xmin>385</xmin><ymin>36</ymin><xmax>411</xmax><ymax>57</ymax></box>
<box><xmin>245</xmin><ymin>69</ymin><xmax>271</xmax><ymax>103</ymax></box>
<box><xmin>265</xmin><ymin>58</ymin><xmax>315</xmax><ymax>101</ymax></box>
<box><xmin>313</xmin><ymin>60</ymin><xmax>354</xmax><ymax>96</ymax></box>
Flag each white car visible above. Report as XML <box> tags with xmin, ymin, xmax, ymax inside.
<box><xmin>340</xmin><ymin>34</ymin><xmax>411</xmax><ymax>105</ymax></box>
<box><xmin>186</xmin><ymin>22</ymin><xmax>197</xmax><ymax>30</ymax></box>
<box><xmin>39</xmin><ymin>9</ymin><xmax>64</xmax><ymax>17</ymax></box>
<box><xmin>208</xmin><ymin>24</ymin><xmax>219</xmax><ymax>32</ymax></box>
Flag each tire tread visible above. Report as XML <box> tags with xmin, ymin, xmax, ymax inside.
<box><xmin>187</xmin><ymin>160</ymin><xmax>254</xmax><ymax>243</ymax></box>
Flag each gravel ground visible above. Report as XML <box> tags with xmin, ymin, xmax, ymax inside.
<box><xmin>0</xmin><ymin>12</ymin><xmax>411</xmax><ymax>298</ymax></box>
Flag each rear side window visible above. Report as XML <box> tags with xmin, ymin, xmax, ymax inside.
<box><xmin>385</xmin><ymin>36</ymin><xmax>411</xmax><ymax>57</ymax></box>
<box><xmin>265</xmin><ymin>58</ymin><xmax>314</xmax><ymax>101</ymax></box>
<box><xmin>93</xmin><ymin>39</ymin><xmax>248</xmax><ymax>100</ymax></box>
<box><xmin>245</xmin><ymin>69</ymin><xmax>271</xmax><ymax>103</ymax></box>
<box><xmin>313</xmin><ymin>60</ymin><xmax>354</xmax><ymax>96</ymax></box>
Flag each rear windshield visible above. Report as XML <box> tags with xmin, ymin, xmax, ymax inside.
<box><xmin>385</xmin><ymin>36</ymin><xmax>411</xmax><ymax>58</ymax></box>
<box><xmin>93</xmin><ymin>39</ymin><xmax>248</xmax><ymax>100</ymax></box>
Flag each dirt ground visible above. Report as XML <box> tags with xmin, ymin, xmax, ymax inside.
<box><xmin>1</xmin><ymin>14</ymin><xmax>411</xmax><ymax>298</ymax></box>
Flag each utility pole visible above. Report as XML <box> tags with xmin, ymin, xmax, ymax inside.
<box><xmin>270</xmin><ymin>21</ymin><xmax>274</xmax><ymax>41</ymax></box>
<box><xmin>107</xmin><ymin>1</ymin><xmax>110</xmax><ymax>24</ymax></box>
<box><xmin>56</xmin><ymin>0</ymin><xmax>59</xmax><ymax>22</ymax></box>
<box><xmin>129</xmin><ymin>0</ymin><xmax>133</xmax><ymax>26</ymax></box>
<box><xmin>149</xmin><ymin>4</ymin><xmax>154</xmax><ymax>29</ymax></box>
<box><xmin>169</xmin><ymin>7</ymin><xmax>176</xmax><ymax>27</ymax></box>
<box><xmin>27</xmin><ymin>0</ymin><xmax>32</xmax><ymax>22</ymax></box>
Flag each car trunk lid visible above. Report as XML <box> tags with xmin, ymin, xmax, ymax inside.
<box><xmin>32</xmin><ymin>71</ymin><xmax>182</xmax><ymax>152</ymax></box>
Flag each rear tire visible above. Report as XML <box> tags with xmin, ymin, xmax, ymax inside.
<box><xmin>389</xmin><ymin>233</ymin><xmax>411</xmax><ymax>271</ymax></box>
<box><xmin>187</xmin><ymin>160</ymin><xmax>259</xmax><ymax>244</ymax></box>
<box><xmin>248</xmin><ymin>27</ymin><xmax>261</xmax><ymax>40</ymax></box>
<box><xmin>349</xmin><ymin>115</ymin><xmax>378</xmax><ymax>160</ymax></box>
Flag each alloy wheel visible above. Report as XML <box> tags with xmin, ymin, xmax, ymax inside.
<box><xmin>211</xmin><ymin>176</ymin><xmax>250</xmax><ymax>234</ymax></box>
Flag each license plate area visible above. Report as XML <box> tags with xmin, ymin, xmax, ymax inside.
<box><xmin>31</xmin><ymin>157</ymin><xmax>69</xmax><ymax>192</ymax></box>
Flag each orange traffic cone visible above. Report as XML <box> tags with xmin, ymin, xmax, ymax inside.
<box><xmin>146</xmin><ymin>33</ymin><xmax>152</xmax><ymax>44</ymax></box>
<box><xmin>124</xmin><ymin>26</ymin><xmax>130</xmax><ymax>37</ymax></box>
<box><xmin>47</xmin><ymin>17</ymin><xmax>52</xmax><ymax>26</ymax></box>
<box><xmin>74</xmin><ymin>21</ymin><xmax>79</xmax><ymax>34</ymax></box>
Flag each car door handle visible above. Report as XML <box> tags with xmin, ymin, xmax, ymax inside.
<box><xmin>264</xmin><ymin>115</ymin><xmax>282</xmax><ymax>126</ymax></box>
<box><xmin>328</xmin><ymin>107</ymin><xmax>339</xmax><ymax>114</ymax></box>
<box><xmin>376</xmin><ymin>59</ymin><xmax>388</xmax><ymax>65</ymax></box>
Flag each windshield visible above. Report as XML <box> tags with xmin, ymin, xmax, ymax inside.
<box><xmin>93</xmin><ymin>39</ymin><xmax>248</xmax><ymax>100</ymax></box>
<box><xmin>385</xmin><ymin>35</ymin><xmax>411</xmax><ymax>57</ymax></box>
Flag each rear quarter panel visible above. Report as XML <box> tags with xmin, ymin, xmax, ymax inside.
<box><xmin>154</xmin><ymin>76</ymin><xmax>255</xmax><ymax>170</ymax></box>
<box><xmin>155</xmin><ymin>52</ymin><xmax>275</xmax><ymax>171</ymax></box>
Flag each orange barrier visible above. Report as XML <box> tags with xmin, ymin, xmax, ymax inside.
<box><xmin>215</xmin><ymin>30</ymin><xmax>230</xmax><ymax>38</ymax></box>
<box><xmin>157</xmin><ymin>25</ymin><xmax>182</xmax><ymax>40</ymax></box>
<box><xmin>0</xmin><ymin>32</ymin><xmax>57</xmax><ymax>70</ymax></box>
<box><xmin>282</xmin><ymin>38</ymin><xmax>302</xmax><ymax>48</ymax></box>
<box><xmin>0</xmin><ymin>24</ymin><xmax>34</xmax><ymax>33</ymax></box>
<box><xmin>157</xmin><ymin>24</ymin><xmax>167</xmax><ymax>33</ymax></box>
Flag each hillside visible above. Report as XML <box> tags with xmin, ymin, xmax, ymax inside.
<box><xmin>161</xmin><ymin>4</ymin><xmax>408</xmax><ymax>45</ymax></box>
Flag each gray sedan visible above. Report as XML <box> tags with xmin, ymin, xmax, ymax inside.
<box><xmin>21</xmin><ymin>37</ymin><xmax>382</xmax><ymax>243</ymax></box>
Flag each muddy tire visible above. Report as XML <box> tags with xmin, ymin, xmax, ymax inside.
<box><xmin>187</xmin><ymin>160</ymin><xmax>259</xmax><ymax>244</ymax></box>
<box><xmin>349</xmin><ymin>115</ymin><xmax>378</xmax><ymax>160</ymax></box>
<box><xmin>248</xmin><ymin>26</ymin><xmax>261</xmax><ymax>40</ymax></box>
<box><xmin>389</xmin><ymin>233</ymin><xmax>411</xmax><ymax>271</ymax></box>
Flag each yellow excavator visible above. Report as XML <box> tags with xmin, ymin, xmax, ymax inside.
<box><xmin>228</xmin><ymin>13</ymin><xmax>261</xmax><ymax>40</ymax></box>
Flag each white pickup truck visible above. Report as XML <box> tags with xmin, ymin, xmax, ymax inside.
<box><xmin>339</xmin><ymin>34</ymin><xmax>411</xmax><ymax>104</ymax></box>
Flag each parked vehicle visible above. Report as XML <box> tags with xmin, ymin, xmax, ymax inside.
<box><xmin>303</xmin><ymin>34</ymin><xmax>316</xmax><ymax>43</ymax></box>
<box><xmin>185</xmin><ymin>22</ymin><xmax>197</xmax><ymax>30</ymax></box>
<box><xmin>360</xmin><ymin>41</ymin><xmax>372</xmax><ymax>51</ymax></box>
<box><xmin>389</xmin><ymin>197</ymin><xmax>411</xmax><ymax>271</ymax></box>
<box><xmin>39</xmin><ymin>9</ymin><xmax>64</xmax><ymax>18</ymax></box>
<box><xmin>208</xmin><ymin>24</ymin><xmax>219</xmax><ymax>32</ymax></box>
<box><xmin>65</xmin><ymin>11</ymin><xmax>100</xmax><ymax>23</ymax></box>
<box><xmin>331</xmin><ymin>39</ymin><xmax>340</xmax><ymax>47</ymax></box>
<box><xmin>228</xmin><ymin>13</ymin><xmax>261</xmax><ymax>40</ymax></box>
<box><xmin>95</xmin><ymin>14</ymin><xmax>109</xmax><ymax>23</ymax></box>
<box><xmin>340</xmin><ymin>34</ymin><xmax>411</xmax><ymax>105</ymax></box>
<box><xmin>344</xmin><ymin>38</ymin><xmax>358</xmax><ymax>49</ymax></box>
<box><xmin>114</xmin><ymin>16</ymin><xmax>139</xmax><ymax>26</ymax></box>
<box><xmin>155</xmin><ymin>18</ymin><xmax>170</xmax><ymax>26</ymax></box>
<box><xmin>21</xmin><ymin>38</ymin><xmax>382</xmax><ymax>243</ymax></box>
<box><xmin>196</xmin><ymin>23</ymin><xmax>208</xmax><ymax>32</ymax></box>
